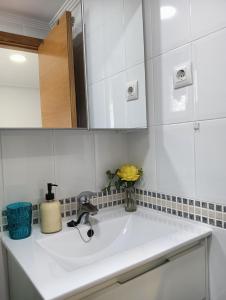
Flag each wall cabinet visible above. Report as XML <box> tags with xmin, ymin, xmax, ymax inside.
<box><xmin>0</xmin><ymin>0</ymin><xmax>147</xmax><ymax>129</ymax></box>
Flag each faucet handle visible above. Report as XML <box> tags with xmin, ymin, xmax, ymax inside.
<box><xmin>77</xmin><ymin>191</ymin><xmax>96</xmax><ymax>204</ymax></box>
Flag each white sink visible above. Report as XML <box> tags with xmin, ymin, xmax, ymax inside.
<box><xmin>2</xmin><ymin>206</ymin><xmax>212</xmax><ymax>300</ymax></box>
<box><xmin>37</xmin><ymin>210</ymin><xmax>177</xmax><ymax>270</ymax></box>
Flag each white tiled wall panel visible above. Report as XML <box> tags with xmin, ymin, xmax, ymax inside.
<box><xmin>155</xmin><ymin>123</ymin><xmax>195</xmax><ymax>198</ymax></box>
<box><xmin>53</xmin><ymin>131</ymin><xmax>96</xmax><ymax>199</ymax></box>
<box><xmin>86</xmin><ymin>30</ymin><xmax>105</xmax><ymax>85</ymax></box>
<box><xmin>126</xmin><ymin>62</ymin><xmax>147</xmax><ymax>128</ymax></box>
<box><xmin>0</xmin><ymin>129</ymin><xmax>128</xmax><ymax>209</ymax></box>
<box><xmin>153</xmin><ymin>44</ymin><xmax>194</xmax><ymax>125</ymax></box>
<box><xmin>103</xmin><ymin>21</ymin><xmax>125</xmax><ymax>78</ymax></box>
<box><xmin>103</xmin><ymin>0</ymin><xmax>125</xmax><ymax>78</ymax></box>
<box><xmin>105</xmin><ymin>72</ymin><xmax>127</xmax><ymax>129</ymax></box>
<box><xmin>84</xmin><ymin>0</ymin><xmax>104</xmax><ymax>35</ymax></box>
<box><xmin>88</xmin><ymin>81</ymin><xmax>107</xmax><ymax>128</ymax></box>
<box><xmin>94</xmin><ymin>131</ymin><xmax>128</xmax><ymax>191</ymax></box>
<box><xmin>145</xmin><ymin>59</ymin><xmax>155</xmax><ymax>125</ymax></box>
<box><xmin>190</xmin><ymin>0</ymin><xmax>226</xmax><ymax>40</ymax></box>
<box><xmin>1</xmin><ymin>130</ymin><xmax>55</xmax><ymax>205</ymax></box>
<box><xmin>193</xmin><ymin>29</ymin><xmax>226</xmax><ymax>121</ymax></box>
<box><xmin>124</xmin><ymin>0</ymin><xmax>144</xmax><ymax>68</ymax></box>
<box><xmin>195</xmin><ymin>119</ymin><xmax>226</xmax><ymax>204</ymax></box>
<box><xmin>127</xmin><ymin>128</ymin><xmax>157</xmax><ymax>191</ymax></box>
<box><xmin>85</xmin><ymin>0</ymin><xmax>146</xmax><ymax>129</ymax></box>
<box><xmin>149</xmin><ymin>0</ymin><xmax>191</xmax><ymax>57</ymax></box>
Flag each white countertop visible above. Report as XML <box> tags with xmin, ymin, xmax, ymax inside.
<box><xmin>1</xmin><ymin>206</ymin><xmax>212</xmax><ymax>300</ymax></box>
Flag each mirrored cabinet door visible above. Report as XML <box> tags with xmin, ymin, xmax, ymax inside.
<box><xmin>0</xmin><ymin>0</ymin><xmax>147</xmax><ymax>129</ymax></box>
<box><xmin>0</xmin><ymin>6</ymin><xmax>87</xmax><ymax>129</ymax></box>
<box><xmin>84</xmin><ymin>0</ymin><xmax>147</xmax><ymax>129</ymax></box>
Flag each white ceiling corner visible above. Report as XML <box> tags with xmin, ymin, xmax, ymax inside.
<box><xmin>49</xmin><ymin>0</ymin><xmax>80</xmax><ymax>28</ymax></box>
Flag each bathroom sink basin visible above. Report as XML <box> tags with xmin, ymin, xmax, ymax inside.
<box><xmin>37</xmin><ymin>210</ymin><xmax>177</xmax><ymax>270</ymax></box>
<box><xmin>2</xmin><ymin>206</ymin><xmax>212</xmax><ymax>300</ymax></box>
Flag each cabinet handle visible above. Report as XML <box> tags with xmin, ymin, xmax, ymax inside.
<box><xmin>117</xmin><ymin>258</ymin><xmax>170</xmax><ymax>285</ymax></box>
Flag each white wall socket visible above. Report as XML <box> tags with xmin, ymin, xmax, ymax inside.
<box><xmin>173</xmin><ymin>62</ymin><xmax>193</xmax><ymax>89</ymax></box>
<box><xmin>127</xmin><ymin>80</ymin><xmax>138</xmax><ymax>101</ymax></box>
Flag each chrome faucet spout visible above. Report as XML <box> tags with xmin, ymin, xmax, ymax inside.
<box><xmin>76</xmin><ymin>191</ymin><xmax>98</xmax><ymax>225</ymax></box>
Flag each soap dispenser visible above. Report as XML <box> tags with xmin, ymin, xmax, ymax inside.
<box><xmin>40</xmin><ymin>183</ymin><xmax>62</xmax><ymax>234</ymax></box>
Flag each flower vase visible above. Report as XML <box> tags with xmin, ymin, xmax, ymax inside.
<box><xmin>125</xmin><ymin>187</ymin><xmax>137</xmax><ymax>212</ymax></box>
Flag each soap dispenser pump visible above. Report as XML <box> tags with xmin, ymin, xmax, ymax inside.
<box><xmin>40</xmin><ymin>183</ymin><xmax>62</xmax><ymax>234</ymax></box>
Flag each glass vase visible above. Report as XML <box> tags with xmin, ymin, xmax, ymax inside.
<box><xmin>125</xmin><ymin>187</ymin><xmax>137</xmax><ymax>212</ymax></box>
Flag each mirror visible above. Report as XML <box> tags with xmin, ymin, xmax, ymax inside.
<box><xmin>84</xmin><ymin>0</ymin><xmax>147</xmax><ymax>129</ymax></box>
<box><xmin>0</xmin><ymin>0</ymin><xmax>147</xmax><ymax>129</ymax></box>
<box><xmin>0</xmin><ymin>2</ymin><xmax>87</xmax><ymax>129</ymax></box>
<box><xmin>0</xmin><ymin>48</ymin><xmax>41</xmax><ymax>127</ymax></box>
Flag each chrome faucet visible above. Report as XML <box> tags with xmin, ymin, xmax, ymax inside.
<box><xmin>76</xmin><ymin>191</ymin><xmax>98</xmax><ymax>225</ymax></box>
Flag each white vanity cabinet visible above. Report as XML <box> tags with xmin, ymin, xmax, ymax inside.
<box><xmin>73</xmin><ymin>244</ymin><xmax>207</xmax><ymax>300</ymax></box>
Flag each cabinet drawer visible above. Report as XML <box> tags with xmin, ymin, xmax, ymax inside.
<box><xmin>82</xmin><ymin>245</ymin><xmax>206</xmax><ymax>300</ymax></box>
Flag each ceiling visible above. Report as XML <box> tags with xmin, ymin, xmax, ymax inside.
<box><xmin>0</xmin><ymin>0</ymin><xmax>67</xmax><ymax>22</ymax></box>
<box><xmin>0</xmin><ymin>48</ymin><xmax>39</xmax><ymax>88</ymax></box>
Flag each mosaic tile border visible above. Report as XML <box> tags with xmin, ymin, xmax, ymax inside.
<box><xmin>135</xmin><ymin>189</ymin><xmax>226</xmax><ymax>229</ymax></box>
<box><xmin>1</xmin><ymin>188</ymin><xmax>226</xmax><ymax>232</ymax></box>
<box><xmin>0</xmin><ymin>191</ymin><xmax>125</xmax><ymax>232</ymax></box>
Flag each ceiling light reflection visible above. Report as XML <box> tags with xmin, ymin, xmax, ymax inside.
<box><xmin>10</xmin><ymin>54</ymin><xmax>26</xmax><ymax>63</ymax></box>
<box><xmin>161</xmin><ymin>6</ymin><xmax>177</xmax><ymax>20</ymax></box>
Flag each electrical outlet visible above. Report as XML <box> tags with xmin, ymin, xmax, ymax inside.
<box><xmin>127</xmin><ymin>80</ymin><xmax>138</xmax><ymax>101</ymax></box>
<box><xmin>173</xmin><ymin>62</ymin><xmax>193</xmax><ymax>89</ymax></box>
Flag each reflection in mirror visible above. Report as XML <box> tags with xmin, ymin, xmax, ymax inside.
<box><xmin>84</xmin><ymin>0</ymin><xmax>147</xmax><ymax>129</ymax></box>
<box><xmin>0</xmin><ymin>48</ymin><xmax>41</xmax><ymax>127</ymax></box>
<box><xmin>72</xmin><ymin>1</ymin><xmax>87</xmax><ymax>128</ymax></box>
<box><xmin>0</xmin><ymin>3</ymin><xmax>87</xmax><ymax>129</ymax></box>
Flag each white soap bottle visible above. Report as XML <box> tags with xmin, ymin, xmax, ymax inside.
<box><xmin>40</xmin><ymin>183</ymin><xmax>62</xmax><ymax>234</ymax></box>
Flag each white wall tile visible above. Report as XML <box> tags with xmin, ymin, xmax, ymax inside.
<box><xmin>143</xmin><ymin>0</ymin><xmax>153</xmax><ymax>61</ymax></box>
<box><xmin>84</xmin><ymin>0</ymin><xmax>104</xmax><ymax>35</ymax></box>
<box><xmin>195</xmin><ymin>119</ymin><xmax>226</xmax><ymax>204</ymax></box>
<box><xmin>103</xmin><ymin>22</ymin><xmax>125</xmax><ymax>78</ymax></box>
<box><xmin>105</xmin><ymin>72</ymin><xmax>126</xmax><ymax>129</ymax></box>
<box><xmin>156</xmin><ymin>123</ymin><xmax>195</xmax><ymax>197</ymax></box>
<box><xmin>146</xmin><ymin>59</ymin><xmax>155</xmax><ymax>126</ymax></box>
<box><xmin>103</xmin><ymin>0</ymin><xmax>125</xmax><ymax>77</ymax></box>
<box><xmin>150</xmin><ymin>0</ymin><xmax>191</xmax><ymax>57</ymax></box>
<box><xmin>193</xmin><ymin>29</ymin><xmax>226</xmax><ymax>121</ymax></box>
<box><xmin>53</xmin><ymin>131</ymin><xmax>96</xmax><ymax>198</ymax></box>
<box><xmin>127</xmin><ymin>128</ymin><xmax>157</xmax><ymax>191</ymax></box>
<box><xmin>191</xmin><ymin>0</ymin><xmax>226</xmax><ymax>40</ymax></box>
<box><xmin>1</xmin><ymin>130</ymin><xmax>55</xmax><ymax>205</ymax></box>
<box><xmin>124</xmin><ymin>0</ymin><xmax>144</xmax><ymax>68</ymax></box>
<box><xmin>86</xmin><ymin>29</ymin><xmax>105</xmax><ymax>85</ymax></box>
<box><xmin>126</xmin><ymin>62</ymin><xmax>147</xmax><ymax>128</ymax></box>
<box><xmin>153</xmin><ymin>45</ymin><xmax>194</xmax><ymax>125</ymax></box>
<box><xmin>94</xmin><ymin>131</ymin><xmax>128</xmax><ymax>191</ymax></box>
<box><xmin>0</xmin><ymin>139</ymin><xmax>4</xmax><ymax>210</ymax></box>
<box><xmin>88</xmin><ymin>81</ymin><xmax>107</xmax><ymax>128</ymax></box>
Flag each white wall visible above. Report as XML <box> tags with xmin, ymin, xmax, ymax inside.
<box><xmin>127</xmin><ymin>1</ymin><xmax>226</xmax><ymax>299</ymax></box>
<box><xmin>0</xmin><ymin>86</ymin><xmax>41</xmax><ymax>128</ymax></box>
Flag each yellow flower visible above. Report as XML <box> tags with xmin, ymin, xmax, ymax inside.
<box><xmin>117</xmin><ymin>164</ymin><xmax>141</xmax><ymax>182</ymax></box>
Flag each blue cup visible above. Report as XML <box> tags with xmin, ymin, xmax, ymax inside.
<box><xmin>6</xmin><ymin>202</ymin><xmax>32</xmax><ymax>240</ymax></box>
